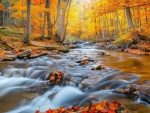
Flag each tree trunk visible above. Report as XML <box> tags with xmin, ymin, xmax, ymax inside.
<box><xmin>46</xmin><ymin>0</ymin><xmax>52</xmax><ymax>39</ymax></box>
<box><xmin>125</xmin><ymin>7</ymin><xmax>139</xmax><ymax>44</ymax></box>
<box><xmin>22</xmin><ymin>0</ymin><xmax>25</xmax><ymax>36</ymax></box>
<box><xmin>0</xmin><ymin>10</ymin><xmax>3</xmax><ymax>26</ymax></box>
<box><xmin>0</xmin><ymin>0</ymin><xmax>3</xmax><ymax>26</ymax></box>
<box><xmin>41</xmin><ymin>11</ymin><xmax>46</xmax><ymax>40</ymax></box>
<box><xmin>55</xmin><ymin>0</ymin><xmax>72</xmax><ymax>43</ymax></box>
<box><xmin>125</xmin><ymin>7</ymin><xmax>134</xmax><ymax>29</ymax></box>
<box><xmin>24</xmin><ymin>0</ymin><xmax>31</xmax><ymax>45</ymax></box>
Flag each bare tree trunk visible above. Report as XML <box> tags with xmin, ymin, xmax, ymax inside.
<box><xmin>0</xmin><ymin>10</ymin><xmax>3</xmax><ymax>26</ymax></box>
<box><xmin>125</xmin><ymin>7</ymin><xmax>134</xmax><ymax>29</ymax></box>
<box><xmin>46</xmin><ymin>0</ymin><xmax>52</xmax><ymax>39</ymax></box>
<box><xmin>21</xmin><ymin>0</ymin><xmax>25</xmax><ymax>36</ymax></box>
<box><xmin>56</xmin><ymin>0</ymin><xmax>72</xmax><ymax>43</ymax></box>
<box><xmin>125</xmin><ymin>7</ymin><xmax>139</xmax><ymax>44</ymax></box>
<box><xmin>24</xmin><ymin>0</ymin><xmax>31</xmax><ymax>45</ymax></box>
<box><xmin>41</xmin><ymin>12</ymin><xmax>46</xmax><ymax>40</ymax></box>
<box><xmin>0</xmin><ymin>0</ymin><xmax>3</xmax><ymax>26</ymax></box>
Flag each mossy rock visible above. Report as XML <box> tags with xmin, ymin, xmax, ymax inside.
<box><xmin>57</xmin><ymin>46</ymin><xmax>70</xmax><ymax>53</ymax></box>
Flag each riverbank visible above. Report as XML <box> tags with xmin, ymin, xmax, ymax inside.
<box><xmin>0</xmin><ymin>46</ymin><xmax>150</xmax><ymax>113</ymax></box>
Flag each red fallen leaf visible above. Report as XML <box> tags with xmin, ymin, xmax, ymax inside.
<box><xmin>75</xmin><ymin>106</ymin><xmax>80</xmax><ymax>111</ymax></box>
<box><xmin>108</xmin><ymin>110</ymin><xmax>116</xmax><ymax>113</ymax></box>
<box><xmin>35</xmin><ymin>110</ymin><xmax>40</xmax><ymax>113</ymax></box>
<box><xmin>108</xmin><ymin>101</ymin><xmax>120</xmax><ymax>111</ymax></box>
<box><xmin>57</xmin><ymin>107</ymin><xmax>65</xmax><ymax>113</ymax></box>
<box><xmin>100</xmin><ymin>109</ymin><xmax>108</xmax><ymax>113</ymax></box>
<box><xmin>46</xmin><ymin>109</ymin><xmax>51</xmax><ymax>113</ymax></box>
<box><xmin>113</xmin><ymin>101</ymin><xmax>121</xmax><ymax>107</ymax></box>
<box><xmin>71</xmin><ymin>106</ymin><xmax>80</xmax><ymax>111</ymax></box>
<box><xmin>82</xmin><ymin>111</ymin><xmax>88</xmax><ymax>113</ymax></box>
<box><xmin>57</xmin><ymin>71</ymin><xmax>64</xmax><ymax>77</ymax></box>
<box><xmin>89</xmin><ymin>106</ymin><xmax>96</xmax><ymax>112</ymax></box>
<box><xmin>46</xmin><ymin>109</ymin><xmax>57</xmax><ymax>113</ymax></box>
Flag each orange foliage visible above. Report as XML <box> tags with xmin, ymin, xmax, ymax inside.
<box><xmin>0</xmin><ymin>3</ymin><xmax>4</xmax><ymax>10</ymax></box>
<box><xmin>35</xmin><ymin>100</ymin><xmax>127</xmax><ymax>113</ymax></box>
<box><xmin>7</xmin><ymin>0</ymin><xmax>150</xmax><ymax>42</ymax></box>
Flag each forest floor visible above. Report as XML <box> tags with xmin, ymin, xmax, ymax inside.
<box><xmin>94</xmin><ymin>40</ymin><xmax>150</xmax><ymax>55</ymax></box>
<box><xmin>0</xmin><ymin>35</ymin><xmax>150</xmax><ymax>61</ymax></box>
<box><xmin>0</xmin><ymin>26</ymin><xmax>150</xmax><ymax>61</ymax></box>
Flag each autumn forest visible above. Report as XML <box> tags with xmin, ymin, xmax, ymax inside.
<box><xmin>0</xmin><ymin>0</ymin><xmax>149</xmax><ymax>44</ymax></box>
<box><xmin>0</xmin><ymin>0</ymin><xmax>150</xmax><ymax>113</ymax></box>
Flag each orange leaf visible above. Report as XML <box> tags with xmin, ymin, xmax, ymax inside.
<box><xmin>99</xmin><ymin>100</ymin><xmax>106</xmax><ymax>107</ymax></box>
<box><xmin>96</xmin><ymin>105</ymin><xmax>104</xmax><ymax>111</ymax></box>
<box><xmin>89</xmin><ymin>106</ymin><xmax>96</xmax><ymax>112</ymax></box>
<box><xmin>82</xmin><ymin>106</ymin><xmax>89</xmax><ymax>112</ymax></box>
<box><xmin>50</xmin><ymin>75</ymin><xmax>55</xmax><ymax>81</ymax></box>
<box><xmin>56</xmin><ymin>78</ymin><xmax>60</xmax><ymax>83</ymax></box>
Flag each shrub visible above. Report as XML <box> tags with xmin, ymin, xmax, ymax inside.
<box><xmin>114</xmin><ymin>33</ymin><xmax>133</xmax><ymax>48</ymax></box>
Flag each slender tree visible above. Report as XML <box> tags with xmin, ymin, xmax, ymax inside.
<box><xmin>0</xmin><ymin>0</ymin><xmax>3</xmax><ymax>26</ymax></box>
<box><xmin>46</xmin><ymin>0</ymin><xmax>52</xmax><ymax>38</ymax></box>
<box><xmin>24</xmin><ymin>0</ymin><xmax>31</xmax><ymax>45</ymax></box>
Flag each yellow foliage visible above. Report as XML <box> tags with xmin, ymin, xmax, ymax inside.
<box><xmin>6</xmin><ymin>0</ymin><xmax>150</xmax><ymax>42</ymax></box>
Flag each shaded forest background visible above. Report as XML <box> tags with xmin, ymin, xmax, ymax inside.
<box><xmin>0</xmin><ymin>0</ymin><xmax>150</xmax><ymax>46</ymax></box>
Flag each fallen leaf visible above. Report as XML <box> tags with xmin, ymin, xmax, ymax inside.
<box><xmin>35</xmin><ymin>110</ymin><xmax>40</xmax><ymax>113</ymax></box>
<box><xmin>50</xmin><ymin>75</ymin><xmax>55</xmax><ymax>81</ymax></box>
<box><xmin>96</xmin><ymin>105</ymin><xmax>104</xmax><ymax>111</ymax></box>
<box><xmin>82</xmin><ymin>106</ymin><xmax>89</xmax><ymax>112</ymax></box>
<box><xmin>108</xmin><ymin>101</ymin><xmax>120</xmax><ymax>110</ymax></box>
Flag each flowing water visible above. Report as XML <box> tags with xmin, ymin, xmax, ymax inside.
<box><xmin>0</xmin><ymin>45</ymin><xmax>150</xmax><ymax>113</ymax></box>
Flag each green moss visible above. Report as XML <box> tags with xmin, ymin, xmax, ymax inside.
<box><xmin>0</xmin><ymin>26</ymin><xmax>24</xmax><ymax>38</ymax></box>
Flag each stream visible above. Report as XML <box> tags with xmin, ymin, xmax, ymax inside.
<box><xmin>0</xmin><ymin>45</ymin><xmax>150</xmax><ymax>113</ymax></box>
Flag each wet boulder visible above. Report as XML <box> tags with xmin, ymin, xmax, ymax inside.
<box><xmin>84</xmin><ymin>57</ymin><xmax>94</xmax><ymax>62</ymax></box>
<box><xmin>4</xmin><ymin>55</ymin><xmax>16</xmax><ymax>61</ymax></box>
<box><xmin>97</xmin><ymin>51</ymin><xmax>111</xmax><ymax>56</ymax></box>
<box><xmin>76</xmin><ymin>57</ymin><xmax>94</xmax><ymax>65</ymax></box>
<box><xmin>91</xmin><ymin>65</ymin><xmax>105</xmax><ymax>70</ymax></box>
<box><xmin>57</xmin><ymin>46</ymin><xmax>70</xmax><ymax>53</ymax></box>
<box><xmin>76</xmin><ymin>60</ymin><xmax>87</xmax><ymax>65</ymax></box>
<box><xmin>79</xmin><ymin>60</ymin><xmax>88</xmax><ymax>65</ymax></box>
<box><xmin>97</xmin><ymin>51</ymin><xmax>106</xmax><ymax>56</ymax></box>
<box><xmin>131</xmin><ymin>44</ymin><xmax>139</xmax><ymax>49</ymax></box>
<box><xmin>116</xmin><ymin>84</ymin><xmax>150</xmax><ymax>103</ymax></box>
<box><xmin>0</xmin><ymin>50</ymin><xmax>16</xmax><ymax>61</ymax></box>
<box><xmin>46</xmin><ymin>70</ymin><xmax>64</xmax><ymax>86</ymax></box>
<box><xmin>29</xmin><ymin>51</ymin><xmax>48</xmax><ymax>58</ymax></box>
<box><xmin>52</xmin><ymin>50</ymin><xmax>59</xmax><ymax>54</ymax></box>
<box><xmin>17</xmin><ymin>49</ymin><xmax>31</xmax><ymax>58</ymax></box>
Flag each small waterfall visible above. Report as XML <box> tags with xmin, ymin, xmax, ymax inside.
<box><xmin>52</xmin><ymin>86</ymin><xmax>83</xmax><ymax>106</ymax></box>
<box><xmin>0</xmin><ymin>76</ymin><xmax>46</xmax><ymax>97</ymax></box>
